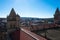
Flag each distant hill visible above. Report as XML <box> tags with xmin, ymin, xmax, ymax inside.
<box><xmin>0</xmin><ymin>17</ymin><xmax>54</xmax><ymax>22</ymax></box>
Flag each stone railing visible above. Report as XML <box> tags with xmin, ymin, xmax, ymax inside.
<box><xmin>20</xmin><ymin>27</ymin><xmax>47</xmax><ymax>40</ymax></box>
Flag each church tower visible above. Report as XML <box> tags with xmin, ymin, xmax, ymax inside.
<box><xmin>54</xmin><ymin>8</ymin><xmax>60</xmax><ymax>25</ymax></box>
<box><xmin>7</xmin><ymin>8</ymin><xmax>20</xmax><ymax>31</ymax></box>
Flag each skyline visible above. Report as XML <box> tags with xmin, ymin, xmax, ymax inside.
<box><xmin>0</xmin><ymin>0</ymin><xmax>60</xmax><ymax>18</ymax></box>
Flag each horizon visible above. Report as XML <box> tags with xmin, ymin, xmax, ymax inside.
<box><xmin>0</xmin><ymin>0</ymin><xmax>60</xmax><ymax>18</ymax></box>
<box><xmin>0</xmin><ymin>16</ymin><xmax>53</xmax><ymax>19</ymax></box>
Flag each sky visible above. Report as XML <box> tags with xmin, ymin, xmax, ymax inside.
<box><xmin>0</xmin><ymin>0</ymin><xmax>60</xmax><ymax>18</ymax></box>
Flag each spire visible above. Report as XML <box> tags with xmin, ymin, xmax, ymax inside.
<box><xmin>54</xmin><ymin>8</ymin><xmax>60</xmax><ymax>16</ymax></box>
<box><xmin>9</xmin><ymin>8</ymin><xmax>16</xmax><ymax>16</ymax></box>
<box><xmin>16</xmin><ymin>14</ymin><xmax>20</xmax><ymax>17</ymax></box>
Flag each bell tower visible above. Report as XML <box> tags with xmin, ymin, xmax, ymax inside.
<box><xmin>7</xmin><ymin>8</ymin><xmax>20</xmax><ymax>31</ymax></box>
<box><xmin>54</xmin><ymin>8</ymin><xmax>60</xmax><ymax>25</ymax></box>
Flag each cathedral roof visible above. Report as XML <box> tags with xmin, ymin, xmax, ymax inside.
<box><xmin>9</xmin><ymin>8</ymin><xmax>16</xmax><ymax>17</ymax></box>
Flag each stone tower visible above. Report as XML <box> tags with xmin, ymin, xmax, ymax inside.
<box><xmin>54</xmin><ymin>8</ymin><xmax>60</xmax><ymax>25</ymax></box>
<box><xmin>7</xmin><ymin>8</ymin><xmax>20</xmax><ymax>31</ymax></box>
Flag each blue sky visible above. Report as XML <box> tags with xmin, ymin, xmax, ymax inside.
<box><xmin>0</xmin><ymin>0</ymin><xmax>60</xmax><ymax>18</ymax></box>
